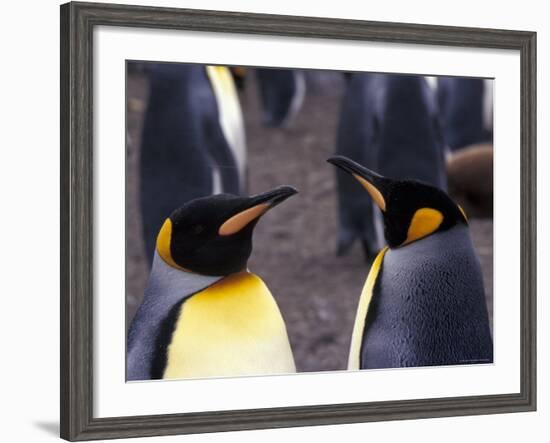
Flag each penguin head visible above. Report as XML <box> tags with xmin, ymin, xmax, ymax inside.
<box><xmin>327</xmin><ymin>156</ymin><xmax>467</xmax><ymax>248</ymax></box>
<box><xmin>155</xmin><ymin>186</ymin><xmax>298</xmax><ymax>276</ymax></box>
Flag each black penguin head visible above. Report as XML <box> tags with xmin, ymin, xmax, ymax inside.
<box><xmin>327</xmin><ymin>156</ymin><xmax>467</xmax><ymax>248</ymax></box>
<box><xmin>156</xmin><ymin>186</ymin><xmax>298</xmax><ymax>276</ymax></box>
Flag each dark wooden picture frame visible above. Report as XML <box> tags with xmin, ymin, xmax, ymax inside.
<box><xmin>60</xmin><ymin>1</ymin><xmax>536</xmax><ymax>441</ymax></box>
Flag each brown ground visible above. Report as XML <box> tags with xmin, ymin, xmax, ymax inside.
<box><xmin>126</xmin><ymin>69</ymin><xmax>493</xmax><ymax>373</ymax></box>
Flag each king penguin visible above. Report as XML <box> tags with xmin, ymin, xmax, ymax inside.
<box><xmin>437</xmin><ymin>77</ymin><xmax>493</xmax><ymax>152</ymax></box>
<box><xmin>256</xmin><ymin>68</ymin><xmax>306</xmax><ymax>127</ymax></box>
<box><xmin>334</xmin><ymin>74</ymin><xmax>446</xmax><ymax>259</ymax></box>
<box><xmin>327</xmin><ymin>156</ymin><xmax>493</xmax><ymax>370</ymax></box>
<box><xmin>437</xmin><ymin>77</ymin><xmax>494</xmax><ymax>217</ymax></box>
<box><xmin>140</xmin><ymin>63</ymin><xmax>246</xmax><ymax>265</ymax></box>
<box><xmin>127</xmin><ymin>186</ymin><xmax>297</xmax><ymax>380</ymax></box>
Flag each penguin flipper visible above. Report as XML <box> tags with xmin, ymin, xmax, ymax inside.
<box><xmin>127</xmin><ymin>253</ymin><xmax>224</xmax><ymax>381</ymax></box>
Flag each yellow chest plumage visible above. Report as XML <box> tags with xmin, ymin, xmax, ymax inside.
<box><xmin>163</xmin><ymin>271</ymin><xmax>296</xmax><ymax>379</ymax></box>
<box><xmin>348</xmin><ymin>247</ymin><xmax>388</xmax><ymax>370</ymax></box>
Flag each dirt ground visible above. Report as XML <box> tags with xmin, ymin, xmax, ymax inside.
<box><xmin>126</xmin><ymin>68</ymin><xmax>493</xmax><ymax>373</ymax></box>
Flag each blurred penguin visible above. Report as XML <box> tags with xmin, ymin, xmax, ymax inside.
<box><xmin>256</xmin><ymin>68</ymin><xmax>306</xmax><ymax>127</ymax></box>
<box><xmin>334</xmin><ymin>73</ymin><xmax>446</xmax><ymax>259</ymax></box>
<box><xmin>437</xmin><ymin>77</ymin><xmax>494</xmax><ymax>217</ymax></box>
<box><xmin>446</xmin><ymin>143</ymin><xmax>493</xmax><ymax>217</ymax></box>
<box><xmin>139</xmin><ymin>63</ymin><xmax>246</xmax><ymax>264</ymax></box>
<box><xmin>437</xmin><ymin>77</ymin><xmax>493</xmax><ymax>152</ymax></box>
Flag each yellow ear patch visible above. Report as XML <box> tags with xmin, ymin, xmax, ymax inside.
<box><xmin>353</xmin><ymin>174</ymin><xmax>386</xmax><ymax>211</ymax></box>
<box><xmin>403</xmin><ymin>208</ymin><xmax>444</xmax><ymax>245</ymax></box>
<box><xmin>156</xmin><ymin>218</ymin><xmax>181</xmax><ymax>269</ymax></box>
<box><xmin>218</xmin><ymin>203</ymin><xmax>270</xmax><ymax>236</ymax></box>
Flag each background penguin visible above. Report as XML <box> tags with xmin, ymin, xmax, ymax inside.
<box><xmin>437</xmin><ymin>77</ymin><xmax>493</xmax><ymax>153</ymax></box>
<box><xmin>256</xmin><ymin>68</ymin><xmax>306</xmax><ymax>127</ymax></box>
<box><xmin>446</xmin><ymin>143</ymin><xmax>493</xmax><ymax>218</ymax></box>
<box><xmin>139</xmin><ymin>63</ymin><xmax>246</xmax><ymax>265</ymax></box>
<box><xmin>328</xmin><ymin>156</ymin><xmax>493</xmax><ymax>370</ymax></box>
<box><xmin>437</xmin><ymin>77</ymin><xmax>494</xmax><ymax>217</ymax></box>
<box><xmin>127</xmin><ymin>186</ymin><xmax>297</xmax><ymax>380</ymax></box>
<box><xmin>334</xmin><ymin>74</ymin><xmax>446</xmax><ymax>259</ymax></box>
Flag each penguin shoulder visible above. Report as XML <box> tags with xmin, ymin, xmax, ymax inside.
<box><xmin>380</xmin><ymin>225</ymin><xmax>485</xmax><ymax>310</ymax></box>
<box><xmin>384</xmin><ymin>225</ymin><xmax>478</xmax><ymax>271</ymax></box>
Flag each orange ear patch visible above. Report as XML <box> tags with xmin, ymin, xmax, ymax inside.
<box><xmin>218</xmin><ymin>203</ymin><xmax>270</xmax><ymax>236</ymax></box>
<box><xmin>403</xmin><ymin>208</ymin><xmax>444</xmax><ymax>245</ymax></box>
<box><xmin>353</xmin><ymin>174</ymin><xmax>386</xmax><ymax>211</ymax></box>
<box><xmin>156</xmin><ymin>218</ymin><xmax>180</xmax><ymax>268</ymax></box>
<box><xmin>156</xmin><ymin>219</ymin><xmax>193</xmax><ymax>272</ymax></box>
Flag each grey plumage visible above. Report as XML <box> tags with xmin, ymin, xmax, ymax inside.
<box><xmin>360</xmin><ymin>225</ymin><xmax>493</xmax><ymax>369</ymax></box>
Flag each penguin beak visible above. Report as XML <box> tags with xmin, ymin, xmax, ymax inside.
<box><xmin>218</xmin><ymin>186</ymin><xmax>298</xmax><ymax>236</ymax></box>
<box><xmin>327</xmin><ymin>156</ymin><xmax>387</xmax><ymax>211</ymax></box>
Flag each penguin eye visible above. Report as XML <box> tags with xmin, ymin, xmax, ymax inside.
<box><xmin>192</xmin><ymin>224</ymin><xmax>204</xmax><ymax>235</ymax></box>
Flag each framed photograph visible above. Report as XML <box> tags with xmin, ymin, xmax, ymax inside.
<box><xmin>60</xmin><ymin>1</ymin><xmax>536</xmax><ymax>441</ymax></box>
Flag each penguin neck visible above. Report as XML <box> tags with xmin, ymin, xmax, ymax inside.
<box><xmin>148</xmin><ymin>252</ymin><xmax>259</xmax><ymax>298</ymax></box>
<box><xmin>389</xmin><ymin>223</ymin><xmax>472</xmax><ymax>256</ymax></box>
<box><xmin>146</xmin><ymin>252</ymin><xmax>225</xmax><ymax>303</ymax></box>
